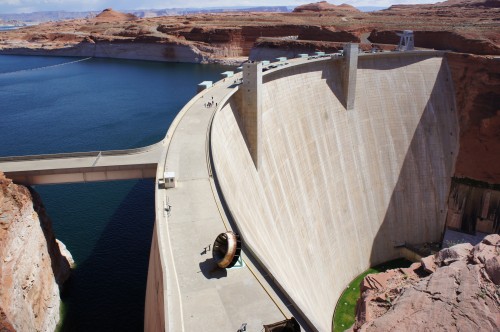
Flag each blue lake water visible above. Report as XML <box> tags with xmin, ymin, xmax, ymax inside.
<box><xmin>0</xmin><ymin>26</ymin><xmax>20</xmax><ymax>31</ymax></box>
<box><xmin>0</xmin><ymin>55</ymin><xmax>228</xmax><ymax>331</ymax></box>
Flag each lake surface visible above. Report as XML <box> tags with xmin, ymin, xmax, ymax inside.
<box><xmin>0</xmin><ymin>26</ymin><xmax>20</xmax><ymax>31</ymax></box>
<box><xmin>0</xmin><ymin>55</ymin><xmax>228</xmax><ymax>331</ymax></box>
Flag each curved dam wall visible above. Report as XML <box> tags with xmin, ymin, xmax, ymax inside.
<box><xmin>211</xmin><ymin>54</ymin><xmax>459</xmax><ymax>331</ymax></box>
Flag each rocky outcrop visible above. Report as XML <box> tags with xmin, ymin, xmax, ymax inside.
<box><xmin>0</xmin><ymin>172</ymin><xmax>71</xmax><ymax>331</ymax></box>
<box><xmin>297</xmin><ymin>26</ymin><xmax>362</xmax><ymax>43</ymax></box>
<box><xmin>369</xmin><ymin>0</ymin><xmax>499</xmax><ymax>55</ymax></box>
<box><xmin>369</xmin><ymin>29</ymin><xmax>499</xmax><ymax>56</ymax></box>
<box><xmin>249</xmin><ymin>38</ymin><xmax>394</xmax><ymax>61</ymax></box>
<box><xmin>388</xmin><ymin>0</ymin><xmax>499</xmax><ymax>10</ymax></box>
<box><xmin>0</xmin><ymin>308</ymin><xmax>15</xmax><ymax>332</ymax></box>
<box><xmin>293</xmin><ymin>1</ymin><xmax>360</xmax><ymax>13</ymax></box>
<box><xmin>446</xmin><ymin>179</ymin><xmax>500</xmax><ymax>233</ymax></box>
<box><xmin>350</xmin><ymin>234</ymin><xmax>500</xmax><ymax>331</ymax></box>
<box><xmin>92</xmin><ymin>8</ymin><xmax>138</xmax><ymax>22</ymax></box>
<box><xmin>445</xmin><ymin>53</ymin><xmax>500</xmax><ymax>183</ymax></box>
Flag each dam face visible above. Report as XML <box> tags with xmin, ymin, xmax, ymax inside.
<box><xmin>211</xmin><ymin>54</ymin><xmax>459</xmax><ymax>331</ymax></box>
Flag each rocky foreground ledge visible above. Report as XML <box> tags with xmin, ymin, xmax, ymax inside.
<box><xmin>350</xmin><ymin>234</ymin><xmax>500</xmax><ymax>331</ymax></box>
<box><xmin>0</xmin><ymin>172</ymin><xmax>73</xmax><ymax>331</ymax></box>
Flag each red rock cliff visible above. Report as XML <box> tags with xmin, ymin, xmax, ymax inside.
<box><xmin>0</xmin><ymin>1</ymin><xmax>496</xmax><ymax>62</ymax></box>
<box><xmin>446</xmin><ymin>53</ymin><xmax>500</xmax><ymax>183</ymax></box>
<box><xmin>350</xmin><ymin>234</ymin><xmax>500</xmax><ymax>331</ymax></box>
<box><xmin>0</xmin><ymin>172</ymin><xmax>71</xmax><ymax>331</ymax></box>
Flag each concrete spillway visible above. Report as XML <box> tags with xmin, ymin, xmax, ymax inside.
<box><xmin>211</xmin><ymin>53</ymin><xmax>459</xmax><ymax>330</ymax></box>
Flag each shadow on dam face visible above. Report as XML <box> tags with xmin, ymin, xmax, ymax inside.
<box><xmin>211</xmin><ymin>54</ymin><xmax>459</xmax><ymax>331</ymax></box>
<box><xmin>358</xmin><ymin>54</ymin><xmax>430</xmax><ymax>71</ymax></box>
<box><xmin>369</xmin><ymin>59</ymin><xmax>459</xmax><ymax>265</ymax></box>
<box><xmin>262</xmin><ymin>60</ymin><xmax>345</xmax><ymax>110</ymax></box>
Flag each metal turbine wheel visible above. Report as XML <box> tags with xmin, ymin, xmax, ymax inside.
<box><xmin>212</xmin><ymin>231</ymin><xmax>241</xmax><ymax>268</ymax></box>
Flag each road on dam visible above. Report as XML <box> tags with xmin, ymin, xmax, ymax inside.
<box><xmin>144</xmin><ymin>72</ymin><xmax>293</xmax><ymax>332</ymax></box>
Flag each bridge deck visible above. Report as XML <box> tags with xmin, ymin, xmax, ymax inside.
<box><xmin>0</xmin><ymin>142</ymin><xmax>162</xmax><ymax>184</ymax></box>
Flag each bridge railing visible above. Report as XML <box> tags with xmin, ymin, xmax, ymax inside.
<box><xmin>0</xmin><ymin>141</ymin><xmax>163</xmax><ymax>162</ymax></box>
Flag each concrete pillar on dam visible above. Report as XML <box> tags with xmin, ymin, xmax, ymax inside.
<box><xmin>342</xmin><ymin>43</ymin><xmax>359</xmax><ymax>110</ymax></box>
<box><xmin>241</xmin><ymin>62</ymin><xmax>263</xmax><ymax>170</ymax></box>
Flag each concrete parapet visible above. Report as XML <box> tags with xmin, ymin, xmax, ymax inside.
<box><xmin>197</xmin><ymin>81</ymin><xmax>213</xmax><ymax>92</ymax></box>
<box><xmin>221</xmin><ymin>71</ymin><xmax>234</xmax><ymax>78</ymax></box>
<box><xmin>0</xmin><ymin>141</ymin><xmax>162</xmax><ymax>162</ymax></box>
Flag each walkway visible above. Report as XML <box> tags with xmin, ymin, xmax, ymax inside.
<box><xmin>156</xmin><ymin>76</ymin><xmax>290</xmax><ymax>331</ymax></box>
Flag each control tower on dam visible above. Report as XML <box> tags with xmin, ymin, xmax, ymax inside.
<box><xmin>210</xmin><ymin>51</ymin><xmax>459</xmax><ymax>330</ymax></box>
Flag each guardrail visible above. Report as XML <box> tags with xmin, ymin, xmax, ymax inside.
<box><xmin>358</xmin><ymin>49</ymin><xmax>445</xmax><ymax>59</ymax></box>
<box><xmin>0</xmin><ymin>141</ymin><xmax>163</xmax><ymax>162</ymax></box>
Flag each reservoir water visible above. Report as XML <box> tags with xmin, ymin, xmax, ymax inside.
<box><xmin>0</xmin><ymin>26</ymin><xmax>20</xmax><ymax>31</ymax></box>
<box><xmin>0</xmin><ymin>55</ymin><xmax>228</xmax><ymax>331</ymax></box>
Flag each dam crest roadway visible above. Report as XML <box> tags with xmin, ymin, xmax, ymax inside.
<box><xmin>0</xmin><ymin>45</ymin><xmax>459</xmax><ymax>331</ymax></box>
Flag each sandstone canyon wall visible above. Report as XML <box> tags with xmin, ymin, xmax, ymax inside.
<box><xmin>446</xmin><ymin>53</ymin><xmax>500</xmax><ymax>184</ymax></box>
<box><xmin>0</xmin><ymin>172</ymin><xmax>71</xmax><ymax>331</ymax></box>
<box><xmin>442</xmin><ymin>53</ymin><xmax>500</xmax><ymax>234</ymax></box>
<box><xmin>0</xmin><ymin>1</ymin><xmax>497</xmax><ymax>63</ymax></box>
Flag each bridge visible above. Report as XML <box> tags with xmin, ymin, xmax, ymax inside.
<box><xmin>0</xmin><ymin>142</ymin><xmax>162</xmax><ymax>185</ymax></box>
<box><xmin>0</xmin><ymin>46</ymin><xmax>458</xmax><ymax>332</ymax></box>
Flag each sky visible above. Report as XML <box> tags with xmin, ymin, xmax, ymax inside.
<box><xmin>0</xmin><ymin>0</ymin><xmax>441</xmax><ymax>14</ymax></box>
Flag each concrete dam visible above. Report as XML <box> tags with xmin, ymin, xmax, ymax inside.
<box><xmin>210</xmin><ymin>51</ymin><xmax>458</xmax><ymax>330</ymax></box>
<box><xmin>0</xmin><ymin>47</ymin><xmax>459</xmax><ymax>331</ymax></box>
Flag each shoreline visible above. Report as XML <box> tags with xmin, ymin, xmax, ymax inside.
<box><xmin>0</xmin><ymin>44</ymin><xmax>248</xmax><ymax>66</ymax></box>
